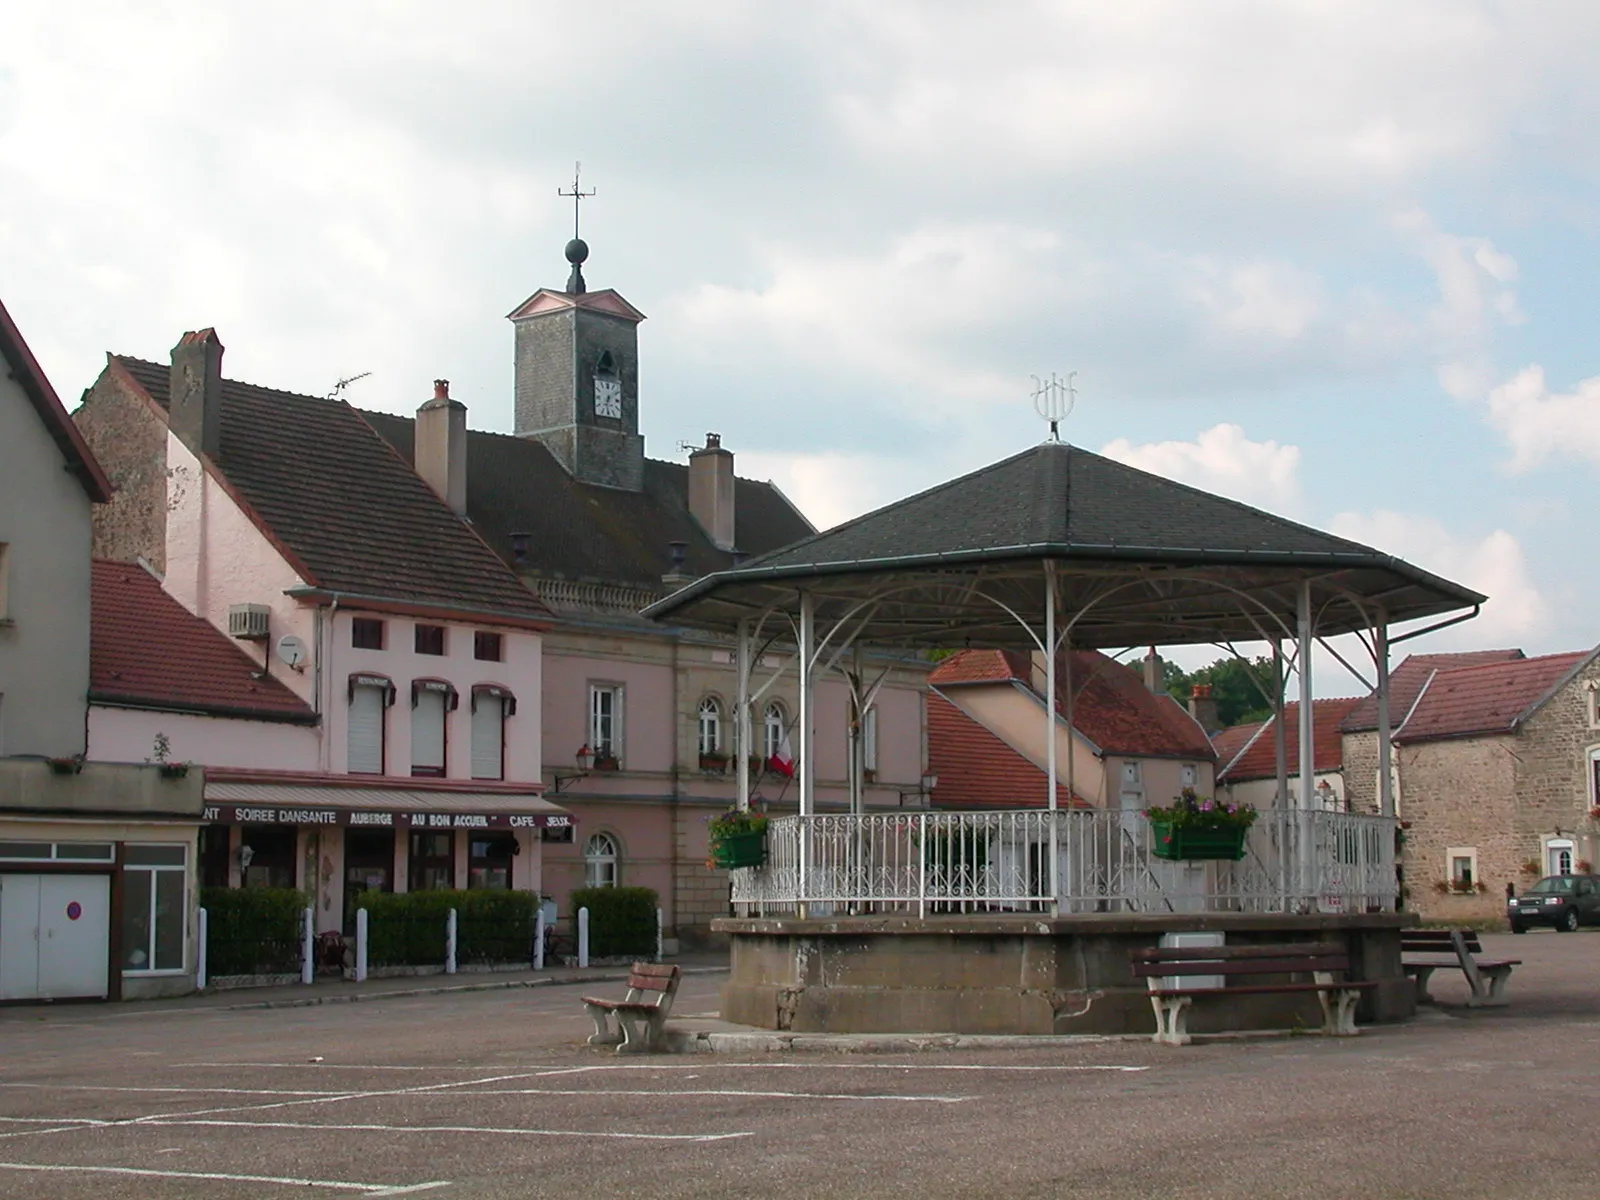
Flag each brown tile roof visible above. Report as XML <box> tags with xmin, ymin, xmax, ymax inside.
<box><xmin>1</xmin><ymin>297</ymin><xmax>112</xmax><ymax>502</ymax></box>
<box><xmin>110</xmin><ymin>357</ymin><xmax>549</xmax><ymax>624</ymax></box>
<box><xmin>931</xmin><ymin>649</ymin><xmax>1214</xmax><ymax>760</ymax></box>
<box><xmin>360</xmin><ymin>412</ymin><xmax>814</xmax><ymax>590</ymax></box>
<box><xmin>1341</xmin><ymin>649</ymin><xmax>1524</xmax><ymax>733</ymax></box>
<box><xmin>90</xmin><ymin>560</ymin><xmax>316</xmax><ymax>722</ymax></box>
<box><xmin>1216</xmin><ymin>698</ymin><xmax>1361</xmax><ymax>782</ymax></box>
<box><xmin>1395</xmin><ymin>651</ymin><xmax>1593</xmax><ymax>744</ymax></box>
<box><xmin>927</xmin><ymin>692</ymin><xmax>1084</xmax><ymax>809</ymax></box>
<box><xmin>1210</xmin><ymin>720</ymin><xmax>1266</xmax><ymax>774</ymax></box>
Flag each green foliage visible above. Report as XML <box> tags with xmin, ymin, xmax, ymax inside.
<box><xmin>1145</xmin><ymin>787</ymin><xmax>1258</xmax><ymax>831</ymax></box>
<box><xmin>570</xmin><ymin>886</ymin><xmax>659</xmax><ymax>958</ymax></box>
<box><xmin>201</xmin><ymin>887</ymin><xmax>307</xmax><ymax>976</ymax></box>
<box><xmin>1163</xmin><ymin>654</ymin><xmax>1278</xmax><ymax>728</ymax></box>
<box><xmin>708</xmin><ymin>807</ymin><xmax>768</xmax><ymax>839</ymax></box>
<box><xmin>360</xmin><ymin>890</ymin><xmax>537</xmax><ymax>967</ymax></box>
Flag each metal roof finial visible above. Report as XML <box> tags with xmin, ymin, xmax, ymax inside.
<box><xmin>558</xmin><ymin>161</ymin><xmax>596</xmax><ymax>293</ymax></box>
<box><xmin>1031</xmin><ymin>372</ymin><xmax>1076</xmax><ymax>443</ymax></box>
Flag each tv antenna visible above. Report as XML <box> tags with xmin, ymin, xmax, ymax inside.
<box><xmin>558</xmin><ymin>161</ymin><xmax>595</xmax><ymax>241</ymax></box>
<box><xmin>1031</xmin><ymin>372</ymin><xmax>1076</xmax><ymax>443</ymax></box>
<box><xmin>328</xmin><ymin>371</ymin><xmax>371</xmax><ymax>400</ymax></box>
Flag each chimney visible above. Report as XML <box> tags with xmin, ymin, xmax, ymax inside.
<box><xmin>662</xmin><ymin>539</ymin><xmax>690</xmax><ymax>587</ymax></box>
<box><xmin>1143</xmin><ymin>646</ymin><xmax>1163</xmax><ymax>693</ymax></box>
<box><xmin>688</xmin><ymin>432</ymin><xmax>736</xmax><ymax>552</ymax></box>
<box><xmin>168</xmin><ymin>329</ymin><xmax>224</xmax><ymax>458</ymax></box>
<box><xmin>1188</xmin><ymin>683</ymin><xmax>1219</xmax><ymax>732</ymax></box>
<box><xmin>415</xmin><ymin>379</ymin><xmax>468</xmax><ymax>516</ymax></box>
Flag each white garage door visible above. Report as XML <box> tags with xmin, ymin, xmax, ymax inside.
<box><xmin>0</xmin><ymin>874</ymin><xmax>111</xmax><ymax>1001</ymax></box>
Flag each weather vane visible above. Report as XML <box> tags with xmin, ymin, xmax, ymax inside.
<box><xmin>558</xmin><ymin>161</ymin><xmax>595</xmax><ymax>241</ymax></box>
<box><xmin>1031</xmin><ymin>372</ymin><xmax>1076</xmax><ymax>442</ymax></box>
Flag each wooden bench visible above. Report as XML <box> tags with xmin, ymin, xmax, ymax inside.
<box><xmin>1130</xmin><ymin>942</ymin><xmax>1378</xmax><ymax>1046</ymax></box>
<box><xmin>1401</xmin><ymin>929</ymin><xmax>1519</xmax><ymax>1008</ymax></box>
<box><xmin>581</xmin><ymin>963</ymin><xmax>681</xmax><ymax>1054</ymax></box>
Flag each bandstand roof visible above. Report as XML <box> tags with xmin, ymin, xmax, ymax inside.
<box><xmin>643</xmin><ymin>442</ymin><xmax>1484</xmax><ymax>648</ymax></box>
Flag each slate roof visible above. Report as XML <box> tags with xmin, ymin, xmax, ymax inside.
<box><xmin>1341</xmin><ymin>649</ymin><xmax>1525</xmax><ymax>733</ymax></box>
<box><xmin>360</xmin><ymin>412</ymin><xmax>813</xmax><ymax>589</ymax></box>
<box><xmin>1395</xmin><ymin>651</ymin><xmax>1594</xmax><ymax>744</ymax></box>
<box><xmin>927</xmin><ymin>692</ymin><xmax>1083</xmax><ymax>809</ymax></box>
<box><xmin>110</xmin><ymin>357</ymin><xmax>549</xmax><ymax>624</ymax></box>
<box><xmin>1215</xmin><ymin>698</ymin><xmax>1361</xmax><ymax>782</ymax></box>
<box><xmin>90</xmin><ymin>560</ymin><xmax>316</xmax><ymax>722</ymax></box>
<box><xmin>931</xmin><ymin>648</ymin><xmax>1215</xmax><ymax>760</ymax></box>
<box><xmin>1</xmin><ymin>297</ymin><xmax>112</xmax><ymax>502</ymax></box>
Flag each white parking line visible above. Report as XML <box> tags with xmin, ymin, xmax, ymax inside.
<box><xmin>0</xmin><ymin>1160</ymin><xmax>450</xmax><ymax>1193</ymax></box>
<box><xmin>0</xmin><ymin>1083</ymin><xmax>332</xmax><ymax>1097</ymax></box>
<box><xmin>461</xmin><ymin>1087</ymin><xmax>972</xmax><ymax>1102</ymax></box>
<box><xmin>1</xmin><ymin>1082</ymin><xmax>971</xmax><ymax>1103</ymax></box>
<box><xmin>177</xmin><ymin>1060</ymin><xmax>1150</xmax><ymax>1073</ymax></box>
<box><xmin>142</xmin><ymin>1117</ymin><xmax>754</xmax><ymax>1143</ymax></box>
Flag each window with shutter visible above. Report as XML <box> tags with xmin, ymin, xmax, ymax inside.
<box><xmin>471</xmin><ymin>695</ymin><xmax>505</xmax><ymax>780</ymax></box>
<box><xmin>412</xmin><ymin>688</ymin><xmax>447</xmax><ymax>777</ymax></box>
<box><xmin>348</xmin><ymin>684</ymin><xmax>386</xmax><ymax>774</ymax></box>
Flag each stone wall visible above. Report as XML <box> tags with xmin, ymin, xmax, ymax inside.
<box><xmin>72</xmin><ymin>371</ymin><xmax>168</xmax><ymax>569</ymax></box>
<box><xmin>1342</xmin><ymin>730</ymin><xmax>1379</xmax><ymax>814</ymax></box>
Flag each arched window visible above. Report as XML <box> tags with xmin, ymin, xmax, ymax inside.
<box><xmin>764</xmin><ymin>702</ymin><xmax>786</xmax><ymax>762</ymax></box>
<box><xmin>585</xmin><ymin>832</ymin><xmax>619</xmax><ymax>889</ymax></box>
<box><xmin>698</xmin><ymin>697</ymin><xmax>723</xmax><ymax>757</ymax></box>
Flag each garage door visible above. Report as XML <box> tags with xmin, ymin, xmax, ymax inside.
<box><xmin>0</xmin><ymin>874</ymin><xmax>111</xmax><ymax>1001</ymax></box>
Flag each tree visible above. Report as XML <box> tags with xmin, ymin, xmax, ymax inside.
<box><xmin>1164</xmin><ymin>654</ymin><xmax>1278</xmax><ymax>728</ymax></box>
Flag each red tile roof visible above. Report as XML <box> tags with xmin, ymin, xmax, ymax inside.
<box><xmin>91</xmin><ymin>561</ymin><xmax>316</xmax><ymax>722</ymax></box>
<box><xmin>1</xmin><ymin>297</ymin><xmax>112</xmax><ymax>502</ymax></box>
<box><xmin>926</xmin><ymin>693</ymin><xmax>1084</xmax><ymax>809</ymax></box>
<box><xmin>931</xmin><ymin>648</ymin><xmax>1214</xmax><ymax>759</ymax></box>
<box><xmin>1210</xmin><ymin>720</ymin><xmax>1266</xmax><ymax>774</ymax></box>
<box><xmin>1341</xmin><ymin>649</ymin><xmax>1524</xmax><ymax>733</ymax></box>
<box><xmin>1395</xmin><ymin>651</ymin><xmax>1592</xmax><ymax>744</ymax></box>
<box><xmin>1216</xmin><ymin>697</ymin><xmax>1361</xmax><ymax>782</ymax></box>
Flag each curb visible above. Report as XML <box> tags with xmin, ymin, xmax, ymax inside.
<box><xmin>670</xmin><ymin>1025</ymin><xmax>1345</xmax><ymax>1054</ymax></box>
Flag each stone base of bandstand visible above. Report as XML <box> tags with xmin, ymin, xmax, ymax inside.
<box><xmin>715</xmin><ymin>913</ymin><xmax>1415</xmax><ymax>1037</ymax></box>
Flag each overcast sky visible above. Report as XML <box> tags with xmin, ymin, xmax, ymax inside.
<box><xmin>6</xmin><ymin>1</ymin><xmax>1600</xmax><ymax>693</ymax></box>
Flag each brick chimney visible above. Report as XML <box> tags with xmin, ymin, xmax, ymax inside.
<box><xmin>1188</xmin><ymin>683</ymin><xmax>1219</xmax><ymax>732</ymax></box>
<box><xmin>1143</xmin><ymin>646</ymin><xmax>1163</xmax><ymax>693</ymax></box>
<box><xmin>169</xmin><ymin>329</ymin><xmax>224</xmax><ymax>458</ymax></box>
<box><xmin>688</xmin><ymin>432</ymin><xmax>735</xmax><ymax>552</ymax></box>
<box><xmin>415</xmin><ymin>379</ymin><xmax>468</xmax><ymax>516</ymax></box>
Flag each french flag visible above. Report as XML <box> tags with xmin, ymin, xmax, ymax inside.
<box><xmin>767</xmin><ymin>732</ymin><xmax>796</xmax><ymax>778</ymax></box>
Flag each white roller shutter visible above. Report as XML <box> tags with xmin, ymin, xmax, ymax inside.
<box><xmin>411</xmin><ymin>689</ymin><xmax>446</xmax><ymax>775</ymax></box>
<box><xmin>348</xmin><ymin>685</ymin><xmax>385</xmax><ymax>774</ymax></box>
<box><xmin>471</xmin><ymin>696</ymin><xmax>504</xmax><ymax>780</ymax></box>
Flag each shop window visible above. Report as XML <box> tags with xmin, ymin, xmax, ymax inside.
<box><xmin>698</xmin><ymin>696</ymin><xmax>722</xmax><ymax>757</ymax></box>
<box><xmin>122</xmin><ymin>844</ymin><xmax>187</xmax><ymax>973</ymax></box>
<box><xmin>348</xmin><ymin>675</ymin><xmax>392</xmax><ymax>775</ymax></box>
<box><xmin>411</xmin><ymin>681</ymin><xmax>454</xmax><ymax>778</ymax></box>
<box><xmin>409</xmin><ymin>831</ymin><xmax>454</xmax><ymax>890</ymax></box>
<box><xmin>343</xmin><ymin>829</ymin><xmax>394</xmax><ymax>934</ymax></box>
<box><xmin>763</xmin><ymin>702</ymin><xmax>786</xmax><ymax>762</ymax></box>
<box><xmin>198</xmin><ymin>825</ymin><xmax>230</xmax><ymax>889</ymax></box>
<box><xmin>585</xmin><ymin>832</ymin><xmax>619</xmax><ymax>889</ymax></box>
<box><xmin>352</xmin><ymin>617</ymin><xmax>384</xmax><ymax>650</ymax></box>
<box><xmin>415</xmin><ymin>624</ymin><xmax>446</xmax><ymax>655</ymax></box>
<box><xmin>590</xmin><ymin>684</ymin><xmax>624</xmax><ymax>768</ymax></box>
<box><xmin>468</xmin><ymin>833</ymin><xmax>517</xmax><ymax>889</ymax></box>
<box><xmin>240</xmin><ymin>825</ymin><xmax>296</xmax><ymax>889</ymax></box>
<box><xmin>474</xmin><ymin>631</ymin><xmax>503</xmax><ymax>662</ymax></box>
<box><xmin>471</xmin><ymin>691</ymin><xmax>507</xmax><ymax>781</ymax></box>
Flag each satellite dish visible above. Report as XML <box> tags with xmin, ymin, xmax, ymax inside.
<box><xmin>277</xmin><ymin>635</ymin><xmax>308</xmax><ymax>669</ymax></box>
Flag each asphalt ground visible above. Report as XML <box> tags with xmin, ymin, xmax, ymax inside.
<box><xmin>0</xmin><ymin>930</ymin><xmax>1597</xmax><ymax>1198</ymax></box>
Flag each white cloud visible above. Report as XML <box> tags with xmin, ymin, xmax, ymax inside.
<box><xmin>735</xmin><ymin>450</ymin><xmax>939</xmax><ymax>532</ymax></box>
<box><xmin>1100</xmin><ymin>424</ymin><xmax>1302</xmax><ymax>515</ymax></box>
<box><xmin>1484</xmin><ymin>365</ymin><xmax>1600</xmax><ymax>472</ymax></box>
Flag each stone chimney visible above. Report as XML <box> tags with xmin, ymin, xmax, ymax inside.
<box><xmin>1188</xmin><ymin>683</ymin><xmax>1219</xmax><ymax>732</ymax></box>
<box><xmin>415</xmin><ymin>379</ymin><xmax>468</xmax><ymax>516</ymax></box>
<box><xmin>1142</xmin><ymin>646</ymin><xmax>1163</xmax><ymax>693</ymax></box>
<box><xmin>169</xmin><ymin>328</ymin><xmax>224</xmax><ymax>459</ymax></box>
<box><xmin>688</xmin><ymin>432</ymin><xmax>735</xmax><ymax>552</ymax></box>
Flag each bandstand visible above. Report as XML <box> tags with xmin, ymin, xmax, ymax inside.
<box><xmin>644</xmin><ymin>440</ymin><xmax>1485</xmax><ymax>1036</ymax></box>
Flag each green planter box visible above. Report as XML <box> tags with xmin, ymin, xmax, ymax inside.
<box><xmin>711</xmin><ymin>829</ymin><xmax>768</xmax><ymax>869</ymax></box>
<box><xmin>1149</xmin><ymin>822</ymin><xmax>1247</xmax><ymax>861</ymax></box>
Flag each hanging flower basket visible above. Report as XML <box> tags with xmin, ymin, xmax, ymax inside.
<box><xmin>1149</xmin><ymin>822</ymin><xmax>1247</xmax><ymax>861</ymax></box>
<box><xmin>710</xmin><ymin>829</ymin><xmax>768</xmax><ymax>869</ymax></box>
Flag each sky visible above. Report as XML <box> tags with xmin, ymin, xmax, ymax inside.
<box><xmin>5</xmin><ymin>1</ymin><xmax>1600</xmax><ymax>696</ymax></box>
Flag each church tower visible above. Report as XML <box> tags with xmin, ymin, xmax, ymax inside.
<box><xmin>509</xmin><ymin>231</ymin><xmax>647</xmax><ymax>491</ymax></box>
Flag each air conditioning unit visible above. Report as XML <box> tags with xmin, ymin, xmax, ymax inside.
<box><xmin>228</xmin><ymin>603</ymin><xmax>270</xmax><ymax>641</ymax></box>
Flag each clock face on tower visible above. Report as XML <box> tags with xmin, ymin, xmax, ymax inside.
<box><xmin>594</xmin><ymin>377</ymin><xmax>623</xmax><ymax>420</ymax></box>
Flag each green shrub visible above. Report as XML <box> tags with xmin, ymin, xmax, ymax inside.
<box><xmin>359</xmin><ymin>890</ymin><xmax>538</xmax><ymax>966</ymax></box>
<box><xmin>570</xmin><ymin>886</ymin><xmax>659</xmax><ymax>958</ymax></box>
<box><xmin>456</xmin><ymin>889</ymin><xmax>537</xmax><ymax>964</ymax></box>
<box><xmin>201</xmin><ymin>887</ymin><xmax>307</xmax><ymax>976</ymax></box>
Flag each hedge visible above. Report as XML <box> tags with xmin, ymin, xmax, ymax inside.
<box><xmin>359</xmin><ymin>890</ymin><xmax>537</xmax><ymax>967</ymax></box>
<box><xmin>201</xmin><ymin>887</ymin><xmax>306</xmax><ymax>976</ymax></box>
<box><xmin>570</xmin><ymin>886</ymin><xmax>659</xmax><ymax>958</ymax></box>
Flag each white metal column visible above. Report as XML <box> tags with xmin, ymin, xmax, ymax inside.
<box><xmin>736</xmin><ymin>617</ymin><xmax>751</xmax><ymax>813</ymax></box>
<box><xmin>1375</xmin><ymin>617</ymin><xmax>1397</xmax><ymax>910</ymax></box>
<box><xmin>1296</xmin><ymin>581</ymin><xmax>1315</xmax><ymax>908</ymax></box>
<box><xmin>798</xmin><ymin>592</ymin><xmax>815</xmax><ymax>914</ymax></box>
<box><xmin>1045</xmin><ymin>563</ymin><xmax>1060</xmax><ymax>913</ymax></box>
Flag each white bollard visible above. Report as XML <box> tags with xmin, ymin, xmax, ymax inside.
<box><xmin>577</xmin><ymin>906</ymin><xmax>590</xmax><ymax>968</ymax></box>
<box><xmin>196</xmin><ymin>906</ymin><xmax>208</xmax><ymax>991</ymax></box>
<box><xmin>355</xmin><ymin>908</ymin><xmax>368</xmax><ymax>983</ymax></box>
<box><xmin>301</xmin><ymin>907</ymin><xmax>314</xmax><ymax>985</ymax></box>
<box><xmin>534</xmin><ymin>907</ymin><xmax>547</xmax><ymax>970</ymax></box>
<box><xmin>656</xmin><ymin>906</ymin><xmax>664</xmax><ymax>963</ymax></box>
<box><xmin>446</xmin><ymin>907</ymin><xmax>458</xmax><ymax>975</ymax></box>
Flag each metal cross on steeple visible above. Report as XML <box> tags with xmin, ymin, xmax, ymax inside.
<box><xmin>558</xmin><ymin>161</ymin><xmax>595</xmax><ymax>241</ymax></box>
<box><xmin>1031</xmin><ymin>372</ymin><xmax>1077</xmax><ymax>443</ymax></box>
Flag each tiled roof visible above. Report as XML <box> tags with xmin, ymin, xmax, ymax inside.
<box><xmin>111</xmin><ymin>358</ymin><xmax>549</xmax><ymax>624</ymax></box>
<box><xmin>927</xmin><ymin>692</ymin><xmax>1083</xmax><ymax>809</ymax></box>
<box><xmin>1210</xmin><ymin>720</ymin><xmax>1265</xmax><ymax>774</ymax></box>
<box><xmin>930</xmin><ymin>648</ymin><xmax>1215</xmax><ymax>760</ymax></box>
<box><xmin>1</xmin><ymin>297</ymin><xmax>112</xmax><ymax>502</ymax></box>
<box><xmin>1216</xmin><ymin>698</ymin><xmax>1361</xmax><ymax>782</ymax></box>
<box><xmin>360</xmin><ymin>412</ymin><xmax>813</xmax><ymax>590</ymax></box>
<box><xmin>1341</xmin><ymin>649</ymin><xmax>1524</xmax><ymax>733</ymax></box>
<box><xmin>1395</xmin><ymin>651</ymin><xmax>1593</xmax><ymax>744</ymax></box>
<box><xmin>90</xmin><ymin>560</ymin><xmax>316</xmax><ymax>722</ymax></box>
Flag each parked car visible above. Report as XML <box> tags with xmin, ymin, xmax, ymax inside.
<box><xmin>1507</xmin><ymin>874</ymin><xmax>1600</xmax><ymax>932</ymax></box>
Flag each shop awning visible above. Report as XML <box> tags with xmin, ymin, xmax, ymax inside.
<box><xmin>202</xmin><ymin>782</ymin><xmax>572</xmax><ymax>832</ymax></box>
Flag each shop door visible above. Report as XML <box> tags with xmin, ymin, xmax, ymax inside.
<box><xmin>344</xmin><ymin>830</ymin><xmax>394</xmax><ymax>934</ymax></box>
<box><xmin>0</xmin><ymin>874</ymin><xmax>110</xmax><ymax>1001</ymax></box>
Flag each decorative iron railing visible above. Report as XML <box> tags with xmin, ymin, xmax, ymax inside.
<box><xmin>729</xmin><ymin>809</ymin><xmax>1397</xmax><ymax>917</ymax></box>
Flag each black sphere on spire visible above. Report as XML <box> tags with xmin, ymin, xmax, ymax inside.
<box><xmin>565</xmin><ymin>238</ymin><xmax>589</xmax><ymax>265</ymax></box>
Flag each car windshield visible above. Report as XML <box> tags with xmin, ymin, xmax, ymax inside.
<box><xmin>1523</xmin><ymin>876</ymin><xmax>1579</xmax><ymax>895</ymax></box>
